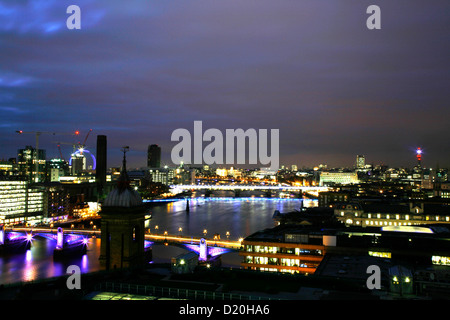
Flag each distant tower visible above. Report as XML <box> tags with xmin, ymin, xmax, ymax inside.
<box><xmin>96</xmin><ymin>135</ymin><xmax>107</xmax><ymax>198</ymax></box>
<box><xmin>99</xmin><ymin>147</ymin><xmax>146</xmax><ymax>270</ymax></box>
<box><xmin>416</xmin><ymin>148</ymin><xmax>422</xmax><ymax>168</ymax></box>
<box><xmin>147</xmin><ymin>144</ymin><xmax>161</xmax><ymax>168</ymax></box>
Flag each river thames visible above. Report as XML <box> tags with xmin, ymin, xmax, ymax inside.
<box><xmin>0</xmin><ymin>197</ymin><xmax>316</xmax><ymax>285</ymax></box>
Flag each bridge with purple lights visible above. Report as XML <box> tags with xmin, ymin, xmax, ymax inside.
<box><xmin>1</xmin><ymin>226</ymin><xmax>154</xmax><ymax>258</ymax></box>
<box><xmin>0</xmin><ymin>228</ymin><xmax>33</xmax><ymax>252</ymax></box>
<box><xmin>1</xmin><ymin>226</ymin><xmax>232</xmax><ymax>265</ymax></box>
<box><xmin>183</xmin><ymin>238</ymin><xmax>233</xmax><ymax>262</ymax></box>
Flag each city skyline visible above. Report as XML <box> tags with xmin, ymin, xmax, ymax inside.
<box><xmin>1</xmin><ymin>0</ymin><xmax>449</xmax><ymax>169</ymax></box>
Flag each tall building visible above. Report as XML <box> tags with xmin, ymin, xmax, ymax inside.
<box><xmin>70</xmin><ymin>152</ymin><xmax>86</xmax><ymax>175</ymax></box>
<box><xmin>147</xmin><ymin>144</ymin><xmax>161</xmax><ymax>168</ymax></box>
<box><xmin>356</xmin><ymin>155</ymin><xmax>365</xmax><ymax>170</ymax></box>
<box><xmin>96</xmin><ymin>135</ymin><xmax>107</xmax><ymax>198</ymax></box>
<box><xmin>17</xmin><ymin>146</ymin><xmax>46</xmax><ymax>182</ymax></box>
<box><xmin>48</xmin><ymin>158</ymin><xmax>68</xmax><ymax>182</ymax></box>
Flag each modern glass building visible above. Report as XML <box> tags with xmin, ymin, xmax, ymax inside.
<box><xmin>0</xmin><ymin>180</ymin><xmax>45</xmax><ymax>225</ymax></box>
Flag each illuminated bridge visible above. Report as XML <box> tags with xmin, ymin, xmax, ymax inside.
<box><xmin>170</xmin><ymin>184</ymin><xmax>329</xmax><ymax>193</ymax></box>
<box><xmin>3</xmin><ymin>227</ymin><xmax>239</xmax><ymax>261</ymax></box>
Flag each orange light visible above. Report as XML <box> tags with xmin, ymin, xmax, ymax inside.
<box><xmin>75</xmin><ymin>131</ymin><xmax>80</xmax><ymax>135</ymax></box>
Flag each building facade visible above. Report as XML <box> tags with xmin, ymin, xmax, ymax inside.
<box><xmin>0</xmin><ymin>180</ymin><xmax>46</xmax><ymax>225</ymax></box>
<box><xmin>147</xmin><ymin>144</ymin><xmax>161</xmax><ymax>168</ymax></box>
<box><xmin>319</xmin><ymin>172</ymin><xmax>359</xmax><ymax>186</ymax></box>
<box><xmin>335</xmin><ymin>202</ymin><xmax>450</xmax><ymax>227</ymax></box>
<box><xmin>240</xmin><ymin>226</ymin><xmax>328</xmax><ymax>275</ymax></box>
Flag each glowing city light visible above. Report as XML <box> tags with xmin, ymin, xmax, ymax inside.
<box><xmin>68</xmin><ymin>148</ymin><xmax>97</xmax><ymax>170</ymax></box>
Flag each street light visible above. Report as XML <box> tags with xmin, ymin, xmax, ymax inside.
<box><xmin>178</xmin><ymin>227</ymin><xmax>182</xmax><ymax>236</ymax></box>
<box><xmin>203</xmin><ymin>229</ymin><xmax>207</xmax><ymax>238</ymax></box>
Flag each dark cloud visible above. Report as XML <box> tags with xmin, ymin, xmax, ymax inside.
<box><xmin>0</xmin><ymin>0</ymin><xmax>449</xmax><ymax>169</ymax></box>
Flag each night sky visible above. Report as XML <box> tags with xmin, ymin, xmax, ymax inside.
<box><xmin>1</xmin><ymin>0</ymin><xmax>449</xmax><ymax>170</ymax></box>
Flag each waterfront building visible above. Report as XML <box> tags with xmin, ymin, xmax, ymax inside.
<box><xmin>318</xmin><ymin>191</ymin><xmax>350</xmax><ymax>207</ymax></box>
<box><xmin>319</xmin><ymin>172</ymin><xmax>359</xmax><ymax>186</ymax></box>
<box><xmin>240</xmin><ymin>221</ymin><xmax>450</xmax><ymax>282</ymax></box>
<box><xmin>335</xmin><ymin>202</ymin><xmax>450</xmax><ymax>227</ymax></box>
<box><xmin>240</xmin><ymin>225</ymin><xmax>329</xmax><ymax>275</ymax></box>
<box><xmin>0</xmin><ymin>180</ymin><xmax>45</xmax><ymax>225</ymax></box>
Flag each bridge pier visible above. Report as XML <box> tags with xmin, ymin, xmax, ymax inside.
<box><xmin>53</xmin><ymin>227</ymin><xmax>87</xmax><ymax>259</ymax></box>
<box><xmin>0</xmin><ymin>227</ymin><xmax>32</xmax><ymax>253</ymax></box>
<box><xmin>233</xmin><ymin>189</ymin><xmax>241</xmax><ymax>198</ymax></box>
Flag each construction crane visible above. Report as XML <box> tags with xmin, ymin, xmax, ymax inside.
<box><xmin>53</xmin><ymin>141</ymin><xmax>77</xmax><ymax>161</ymax></box>
<box><xmin>16</xmin><ymin>130</ymin><xmax>79</xmax><ymax>182</ymax></box>
<box><xmin>57</xmin><ymin>144</ymin><xmax>64</xmax><ymax>160</ymax></box>
<box><xmin>77</xmin><ymin>129</ymin><xmax>93</xmax><ymax>154</ymax></box>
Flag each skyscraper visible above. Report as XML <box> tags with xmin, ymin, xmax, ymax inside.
<box><xmin>147</xmin><ymin>144</ymin><xmax>161</xmax><ymax>168</ymax></box>
<box><xmin>356</xmin><ymin>155</ymin><xmax>365</xmax><ymax>170</ymax></box>
<box><xmin>96</xmin><ymin>135</ymin><xmax>107</xmax><ymax>198</ymax></box>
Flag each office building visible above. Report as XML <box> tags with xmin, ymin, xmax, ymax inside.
<box><xmin>240</xmin><ymin>225</ymin><xmax>328</xmax><ymax>275</ymax></box>
<box><xmin>318</xmin><ymin>191</ymin><xmax>350</xmax><ymax>207</ymax></box>
<box><xmin>17</xmin><ymin>146</ymin><xmax>46</xmax><ymax>182</ymax></box>
<box><xmin>0</xmin><ymin>180</ymin><xmax>45</xmax><ymax>225</ymax></box>
<box><xmin>356</xmin><ymin>155</ymin><xmax>365</xmax><ymax>170</ymax></box>
<box><xmin>319</xmin><ymin>172</ymin><xmax>359</xmax><ymax>186</ymax></box>
<box><xmin>48</xmin><ymin>158</ymin><xmax>68</xmax><ymax>182</ymax></box>
<box><xmin>335</xmin><ymin>202</ymin><xmax>450</xmax><ymax>227</ymax></box>
<box><xmin>149</xmin><ymin>167</ymin><xmax>175</xmax><ymax>185</ymax></box>
<box><xmin>70</xmin><ymin>152</ymin><xmax>86</xmax><ymax>175</ymax></box>
<box><xmin>147</xmin><ymin>144</ymin><xmax>161</xmax><ymax>168</ymax></box>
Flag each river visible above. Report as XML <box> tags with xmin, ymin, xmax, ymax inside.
<box><xmin>0</xmin><ymin>197</ymin><xmax>316</xmax><ymax>285</ymax></box>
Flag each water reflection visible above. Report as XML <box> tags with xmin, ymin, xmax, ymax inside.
<box><xmin>0</xmin><ymin>198</ymin><xmax>313</xmax><ymax>285</ymax></box>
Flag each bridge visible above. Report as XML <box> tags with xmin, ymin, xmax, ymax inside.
<box><xmin>170</xmin><ymin>184</ymin><xmax>329</xmax><ymax>192</ymax></box>
<box><xmin>1</xmin><ymin>226</ymin><xmax>90</xmax><ymax>257</ymax></box>
<box><xmin>2</xmin><ymin>227</ymin><xmax>239</xmax><ymax>262</ymax></box>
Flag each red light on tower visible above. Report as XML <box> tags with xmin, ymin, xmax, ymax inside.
<box><xmin>416</xmin><ymin>147</ymin><xmax>422</xmax><ymax>161</ymax></box>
